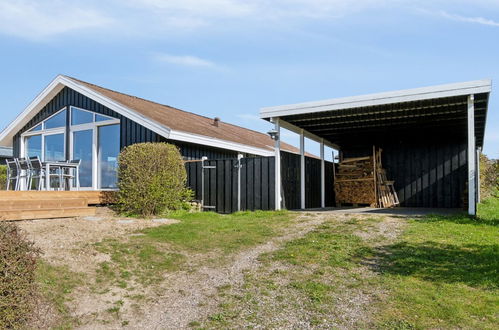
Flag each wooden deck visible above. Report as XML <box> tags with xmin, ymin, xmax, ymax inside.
<box><xmin>0</xmin><ymin>191</ymin><xmax>117</xmax><ymax>221</ymax></box>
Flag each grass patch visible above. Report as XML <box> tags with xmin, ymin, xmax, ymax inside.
<box><xmin>94</xmin><ymin>210</ymin><xmax>293</xmax><ymax>288</ymax></box>
<box><xmin>374</xmin><ymin>198</ymin><xmax>499</xmax><ymax>329</ymax></box>
<box><xmin>36</xmin><ymin>261</ymin><xmax>85</xmax><ymax>328</ymax></box>
<box><xmin>147</xmin><ymin>210</ymin><xmax>293</xmax><ymax>253</ymax></box>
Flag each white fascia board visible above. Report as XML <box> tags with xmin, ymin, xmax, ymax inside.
<box><xmin>260</xmin><ymin>79</ymin><xmax>492</xmax><ymax>119</ymax></box>
<box><xmin>168</xmin><ymin>130</ymin><xmax>275</xmax><ymax>157</ymax></box>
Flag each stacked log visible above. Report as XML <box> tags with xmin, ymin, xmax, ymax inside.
<box><xmin>334</xmin><ymin>156</ymin><xmax>377</xmax><ymax>206</ymax></box>
<box><xmin>334</xmin><ymin>149</ymin><xmax>399</xmax><ymax>208</ymax></box>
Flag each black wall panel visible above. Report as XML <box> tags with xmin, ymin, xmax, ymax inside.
<box><xmin>185</xmin><ymin>157</ymin><xmax>275</xmax><ymax>213</ymax></box>
<box><xmin>280</xmin><ymin>151</ymin><xmax>335</xmax><ymax>210</ymax></box>
<box><xmin>341</xmin><ymin>138</ymin><xmax>467</xmax><ymax>208</ymax></box>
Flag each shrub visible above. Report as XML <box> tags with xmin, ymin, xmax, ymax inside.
<box><xmin>0</xmin><ymin>165</ymin><xmax>6</xmax><ymax>190</ymax></box>
<box><xmin>117</xmin><ymin>142</ymin><xmax>192</xmax><ymax>216</ymax></box>
<box><xmin>0</xmin><ymin>222</ymin><xmax>40</xmax><ymax>328</ymax></box>
<box><xmin>480</xmin><ymin>154</ymin><xmax>499</xmax><ymax>199</ymax></box>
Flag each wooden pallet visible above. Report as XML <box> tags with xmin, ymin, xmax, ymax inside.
<box><xmin>374</xmin><ymin>148</ymin><xmax>399</xmax><ymax>208</ymax></box>
<box><xmin>0</xmin><ymin>191</ymin><xmax>115</xmax><ymax>221</ymax></box>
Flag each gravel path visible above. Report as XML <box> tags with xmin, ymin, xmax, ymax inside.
<box><xmin>123</xmin><ymin>213</ymin><xmax>339</xmax><ymax>329</ymax></box>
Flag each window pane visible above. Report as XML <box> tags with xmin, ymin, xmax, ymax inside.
<box><xmin>26</xmin><ymin>135</ymin><xmax>42</xmax><ymax>158</ymax></box>
<box><xmin>73</xmin><ymin>129</ymin><xmax>93</xmax><ymax>188</ymax></box>
<box><xmin>96</xmin><ymin>114</ymin><xmax>114</xmax><ymax>122</ymax></box>
<box><xmin>44</xmin><ymin>109</ymin><xmax>67</xmax><ymax>129</ymax></box>
<box><xmin>29</xmin><ymin>124</ymin><xmax>42</xmax><ymax>132</ymax></box>
<box><xmin>44</xmin><ymin>133</ymin><xmax>65</xmax><ymax>161</ymax></box>
<box><xmin>71</xmin><ymin>108</ymin><xmax>94</xmax><ymax>126</ymax></box>
<box><xmin>98</xmin><ymin>124</ymin><xmax>120</xmax><ymax>189</ymax></box>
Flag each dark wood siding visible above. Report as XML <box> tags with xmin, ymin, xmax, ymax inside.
<box><xmin>280</xmin><ymin>151</ymin><xmax>335</xmax><ymax>210</ymax></box>
<box><xmin>185</xmin><ymin>157</ymin><xmax>275</xmax><ymax>213</ymax></box>
<box><xmin>341</xmin><ymin>138</ymin><xmax>467</xmax><ymax>208</ymax></box>
<box><xmin>13</xmin><ymin>87</ymin><xmax>240</xmax><ymax>160</ymax></box>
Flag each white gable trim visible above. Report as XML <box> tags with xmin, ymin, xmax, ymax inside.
<box><xmin>0</xmin><ymin>75</ymin><xmax>275</xmax><ymax>157</ymax></box>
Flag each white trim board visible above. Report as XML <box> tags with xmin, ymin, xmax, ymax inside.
<box><xmin>260</xmin><ymin>79</ymin><xmax>492</xmax><ymax>119</ymax></box>
<box><xmin>0</xmin><ymin>75</ymin><xmax>276</xmax><ymax>157</ymax></box>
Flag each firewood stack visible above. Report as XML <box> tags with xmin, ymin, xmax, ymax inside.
<box><xmin>334</xmin><ymin>147</ymin><xmax>399</xmax><ymax>208</ymax></box>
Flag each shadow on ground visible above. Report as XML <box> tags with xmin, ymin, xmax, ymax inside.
<box><xmin>371</xmin><ymin>241</ymin><xmax>498</xmax><ymax>289</ymax></box>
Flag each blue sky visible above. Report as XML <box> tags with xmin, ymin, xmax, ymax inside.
<box><xmin>0</xmin><ymin>0</ymin><xmax>498</xmax><ymax>158</ymax></box>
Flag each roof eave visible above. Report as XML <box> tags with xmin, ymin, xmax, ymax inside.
<box><xmin>0</xmin><ymin>75</ymin><xmax>276</xmax><ymax>157</ymax></box>
<box><xmin>260</xmin><ymin>79</ymin><xmax>492</xmax><ymax>119</ymax></box>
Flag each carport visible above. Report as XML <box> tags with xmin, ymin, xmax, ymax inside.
<box><xmin>260</xmin><ymin>80</ymin><xmax>492</xmax><ymax>216</ymax></box>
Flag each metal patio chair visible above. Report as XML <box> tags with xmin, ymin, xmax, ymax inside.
<box><xmin>5</xmin><ymin>158</ymin><xmax>19</xmax><ymax>190</ymax></box>
<box><xmin>16</xmin><ymin>158</ymin><xmax>30</xmax><ymax>190</ymax></box>
<box><xmin>61</xmin><ymin>159</ymin><xmax>81</xmax><ymax>191</ymax></box>
<box><xmin>27</xmin><ymin>156</ymin><xmax>45</xmax><ymax>190</ymax></box>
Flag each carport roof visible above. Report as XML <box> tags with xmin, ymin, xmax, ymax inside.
<box><xmin>260</xmin><ymin>80</ymin><xmax>491</xmax><ymax>148</ymax></box>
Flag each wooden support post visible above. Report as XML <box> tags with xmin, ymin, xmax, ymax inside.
<box><xmin>477</xmin><ymin>148</ymin><xmax>481</xmax><ymax>203</ymax></box>
<box><xmin>467</xmin><ymin>94</ymin><xmax>476</xmax><ymax>216</ymax></box>
<box><xmin>274</xmin><ymin>119</ymin><xmax>281</xmax><ymax>210</ymax></box>
<box><xmin>300</xmin><ymin>129</ymin><xmax>305</xmax><ymax>209</ymax></box>
<box><xmin>320</xmin><ymin>139</ymin><xmax>325</xmax><ymax>208</ymax></box>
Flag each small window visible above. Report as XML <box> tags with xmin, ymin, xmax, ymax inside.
<box><xmin>25</xmin><ymin>135</ymin><xmax>42</xmax><ymax>158</ymax></box>
<box><xmin>71</xmin><ymin>107</ymin><xmax>94</xmax><ymax>125</ymax></box>
<box><xmin>96</xmin><ymin>114</ymin><xmax>114</xmax><ymax>122</ymax></box>
<box><xmin>29</xmin><ymin>123</ymin><xmax>42</xmax><ymax>132</ymax></box>
<box><xmin>44</xmin><ymin>109</ymin><xmax>67</xmax><ymax>129</ymax></box>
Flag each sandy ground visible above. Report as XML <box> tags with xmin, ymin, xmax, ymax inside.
<box><xmin>17</xmin><ymin>209</ymin><xmax>405</xmax><ymax>329</ymax></box>
<box><xmin>17</xmin><ymin>207</ymin><xmax>178</xmax><ymax>274</ymax></box>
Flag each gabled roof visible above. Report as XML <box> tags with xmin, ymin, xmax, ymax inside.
<box><xmin>0</xmin><ymin>75</ymin><xmax>301</xmax><ymax>156</ymax></box>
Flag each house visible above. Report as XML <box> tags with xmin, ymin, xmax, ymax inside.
<box><xmin>0</xmin><ymin>75</ymin><xmax>301</xmax><ymax>191</ymax></box>
<box><xmin>261</xmin><ymin>80</ymin><xmax>492</xmax><ymax>216</ymax></box>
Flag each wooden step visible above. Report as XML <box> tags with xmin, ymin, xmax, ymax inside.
<box><xmin>0</xmin><ymin>191</ymin><xmax>116</xmax><ymax>204</ymax></box>
<box><xmin>0</xmin><ymin>207</ymin><xmax>96</xmax><ymax>221</ymax></box>
<box><xmin>0</xmin><ymin>198</ymin><xmax>88</xmax><ymax>210</ymax></box>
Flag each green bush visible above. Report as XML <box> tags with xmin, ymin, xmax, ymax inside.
<box><xmin>0</xmin><ymin>165</ymin><xmax>6</xmax><ymax>190</ymax></box>
<box><xmin>480</xmin><ymin>154</ymin><xmax>499</xmax><ymax>199</ymax></box>
<box><xmin>117</xmin><ymin>142</ymin><xmax>192</xmax><ymax>216</ymax></box>
<box><xmin>0</xmin><ymin>222</ymin><xmax>41</xmax><ymax>328</ymax></box>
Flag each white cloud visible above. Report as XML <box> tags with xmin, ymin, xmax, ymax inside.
<box><xmin>439</xmin><ymin>10</ymin><xmax>499</xmax><ymax>27</ymax></box>
<box><xmin>126</xmin><ymin>0</ymin><xmax>388</xmax><ymax>21</ymax></box>
<box><xmin>154</xmin><ymin>53</ymin><xmax>216</xmax><ymax>68</ymax></box>
<box><xmin>0</xmin><ymin>0</ymin><xmax>112</xmax><ymax>40</ymax></box>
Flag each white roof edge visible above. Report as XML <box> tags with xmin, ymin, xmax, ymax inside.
<box><xmin>260</xmin><ymin>79</ymin><xmax>492</xmax><ymax>119</ymax></box>
<box><xmin>0</xmin><ymin>75</ymin><xmax>276</xmax><ymax>156</ymax></box>
<box><xmin>168</xmin><ymin>130</ymin><xmax>275</xmax><ymax>157</ymax></box>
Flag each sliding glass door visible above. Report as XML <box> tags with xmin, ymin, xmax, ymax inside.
<box><xmin>72</xmin><ymin>129</ymin><xmax>93</xmax><ymax>188</ymax></box>
<box><xmin>69</xmin><ymin>107</ymin><xmax>120</xmax><ymax>189</ymax></box>
<box><xmin>98</xmin><ymin>124</ymin><xmax>120</xmax><ymax>189</ymax></box>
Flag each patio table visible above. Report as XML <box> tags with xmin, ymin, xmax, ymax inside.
<box><xmin>43</xmin><ymin>161</ymin><xmax>80</xmax><ymax>191</ymax></box>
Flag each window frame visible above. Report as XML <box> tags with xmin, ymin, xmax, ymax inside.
<box><xmin>20</xmin><ymin>106</ymin><xmax>120</xmax><ymax>191</ymax></box>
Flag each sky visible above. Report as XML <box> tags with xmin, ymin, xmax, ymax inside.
<box><xmin>0</xmin><ymin>0</ymin><xmax>498</xmax><ymax>159</ymax></box>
